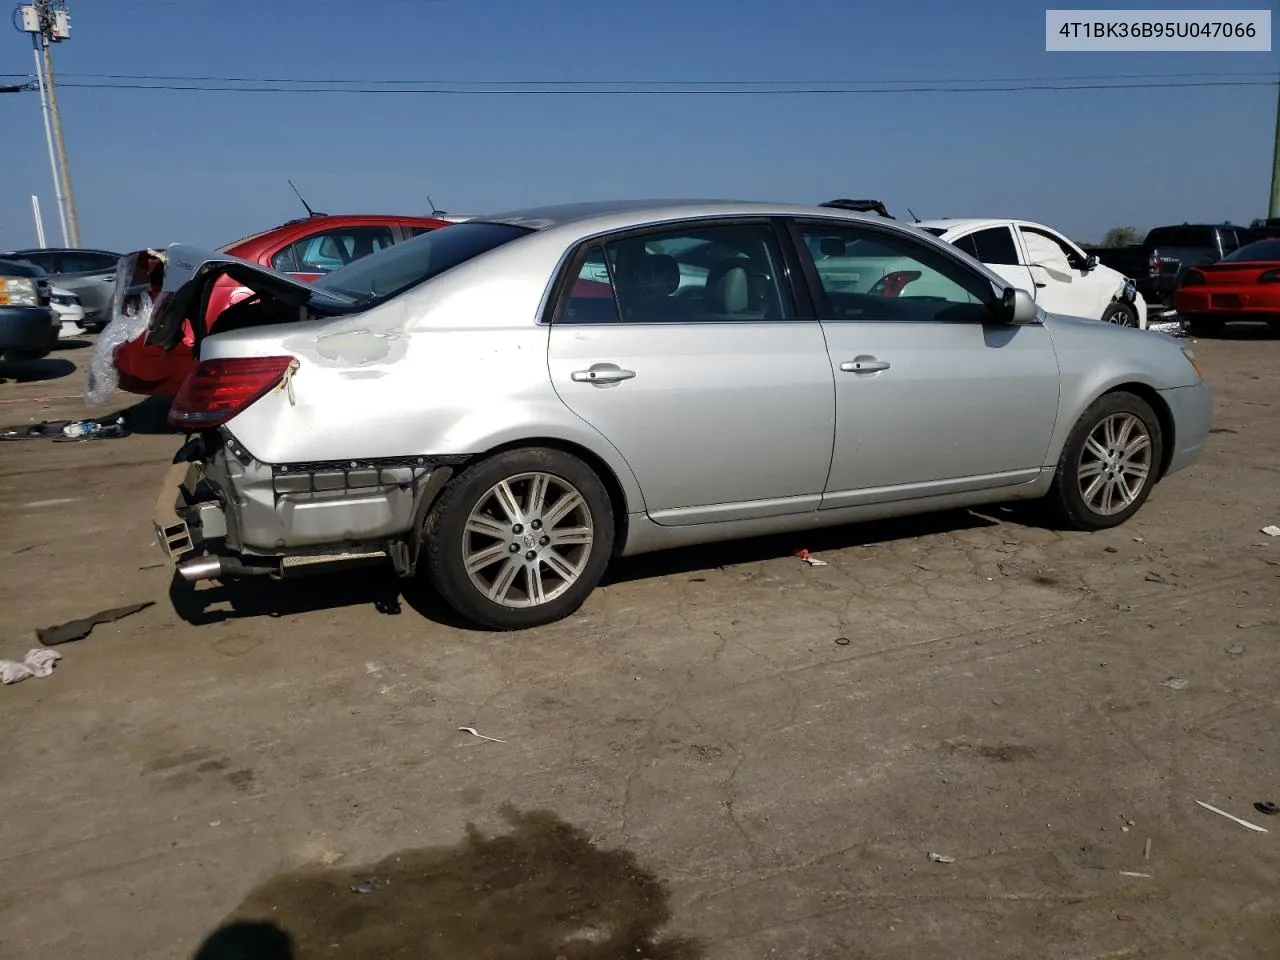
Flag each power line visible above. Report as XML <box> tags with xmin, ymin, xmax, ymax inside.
<box><xmin>47</xmin><ymin>79</ymin><xmax>1279</xmax><ymax>95</ymax></box>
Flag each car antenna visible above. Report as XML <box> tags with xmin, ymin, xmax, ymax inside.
<box><xmin>427</xmin><ymin>194</ymin><xmax>446</xmax><ymax>216</ymax></box>
<box><xmin>287</xmin><ymin>179</ymin><xmax>323</xmax><ymax>218</ymax></box>
<box><xmin>907</xmin><ymin>208</ymin><xmax>920</xmax><ymax>223</ymax></box>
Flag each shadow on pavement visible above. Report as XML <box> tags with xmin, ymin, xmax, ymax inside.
<box><xmin>1193</xmin><ymin>321</ymin><xmax>1280</xmax><ymax>341</ymax></box>
<box><xmin>166</xmin><ymin>506</ymin><xmax>1034</xmax><ymax>629</ymax></box>
<box><xmin>191</xmin><ymin>807</ymin><xmax>700</xmax><ymax>960</ymax></box>
<box><xmin>0</xmin><ymin>356</ymin><xmax>76</xmax><ymax>383</ymax></box>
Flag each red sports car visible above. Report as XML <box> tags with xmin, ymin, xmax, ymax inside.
<box><xmin>114</xmin><ymin>213</ymin><xmax>453</xmax><ymax>397</ymax></box>
<box><xmin>1175</xmin><ymin>238</ymin><xmax>1280</xmax><ymax>337</ymax></box>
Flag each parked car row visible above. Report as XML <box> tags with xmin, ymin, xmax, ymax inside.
<box><xmin>138</xmin><ymin>199</ymin><xmax>1211</xmax><ymax>631</ymax></box>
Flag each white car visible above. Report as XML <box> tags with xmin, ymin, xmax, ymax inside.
<box><xmin>50</xmin><ymin>285</ymin><xmax>86</xmax><ymax>339</ymax></box>
<box><xmin>916</xmin><ymin>219</ymin><xmax>1147</xmax><ymax>329</ymax></box>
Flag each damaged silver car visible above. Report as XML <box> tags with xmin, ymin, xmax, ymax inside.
<box><xmin>147</xmin><ymin>201</ymin><xmax>1212</xmax><ymax>629</ymax></box>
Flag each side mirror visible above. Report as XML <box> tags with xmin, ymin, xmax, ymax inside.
<box><xmin>1084</xmin><ymin>253</ymin><xmax>1099</xmax><ymax>270</ymax></box>
<box><xmin>999</xmin><ymin>286</ymin><xmax>1040</xmax><ymax>324</ymax></box>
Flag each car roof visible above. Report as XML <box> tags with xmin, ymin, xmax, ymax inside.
<box><xmin>0</xmin><ymin>258</ymin><xmax>46</xmax><ymax>277</ymax></box>
<box><xmin>219</xmin><ymin>213</ymin><xmax>452</xmax><ymax>256</ymax></box>
<box><xmin>914</xmin><ymin>218</ymin><xmax>1019</xmax><ymax>233</ymax></box>
<box><xmin>6</xmin><ymin>247</ymin><xmax>122</xmax><ymax>257</ymax></box>
<box><xmin>471</xmin><ymin>199</ymin><xmax>915</xmax><ymax>237</ymax></box>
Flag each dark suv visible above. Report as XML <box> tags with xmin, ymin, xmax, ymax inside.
<box><xmin>0</xmin><ymin>258</ymin><xmax>59</xmax><ymax>361</ymax></box>
<box><xmin>0</xmin><ymin>247</ymin><xmax>122</xmax><ymax>331</ymax></box>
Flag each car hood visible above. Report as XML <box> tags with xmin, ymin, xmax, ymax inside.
<box><xmin>121</xmin><ymin>243</ymin><xmax>356</xmax><ymax>351</ymax></box>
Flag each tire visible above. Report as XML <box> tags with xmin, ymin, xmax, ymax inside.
<box><xmin>423</xmin><ymin>447</ymin><xmax>615</xmax><ymax>630</ymax></box>
<box><xmin>1185</xmin><ymin>315</ymin><xmax>1222</xmax><ymax>338</ymax></box>
<box><xmin>1047</xmin><ymin>391</ymin><xmax>1164</xmax><ymax>531</ymax></box>
<box><xmin>1101</xmin><ymin>302</ymin><xmax>1138</xmax><ymax>327</ymax></box>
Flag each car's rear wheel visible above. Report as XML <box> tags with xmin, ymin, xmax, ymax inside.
<box><xmin>423</xmin><ymin>447</ymin><xmax>614</xmax><ymax>630</ymax></box>
<box><xmin>1101</xmin><ymin>302</ymin><xmax>1138</xmax><ymax>327</ymax></box>
<box><xmin>1047</xmin><ymin>391</ymin><xmax>1163</xmax><ymax>531</ymax></box>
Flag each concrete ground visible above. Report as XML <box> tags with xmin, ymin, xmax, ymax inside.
<box><xmin>1</xmin><ymin>330</ymin><xmax>1277</xmax><ymax>960</ymax></box>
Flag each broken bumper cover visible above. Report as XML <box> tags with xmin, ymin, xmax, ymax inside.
<box><xmin>153</xmin><ymin>432</ymin><xmax>460</xmax><ymax>580</ymax></box>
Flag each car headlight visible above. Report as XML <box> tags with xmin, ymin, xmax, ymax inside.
<box><xmin>1182</xmin><ymin>347</ymin><xmax>1204</xmax><ymax>381</ymax></box>
<box><xmin>51</xmin><ymin>293</ymin><xmax>80</xmax><ymax>306</ymax></box>
<box><xmin>0</xmin><ymin>276</ymin><xmax>38</xmax><ymax>307</ymax></box>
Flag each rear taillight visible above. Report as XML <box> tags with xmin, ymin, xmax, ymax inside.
<box><xmin>1180</xmin><ymin>270</ymin><xmax>1205</xmax><ymax>287</ymax></box>
<box><xmin>1259</xmin><ymin>269</ymin><xmax>1280</xmax><ymax>284</ymax></box>
<box><xmin>169</xmin><ymin>356</ymin><xmax>297</xmax><ymax>429</ymax></box>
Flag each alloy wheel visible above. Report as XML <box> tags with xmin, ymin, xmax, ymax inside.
<box><xmin>1077</xmin><ymin>413</ymin><xmax>1152</xmax><ymax>516</ymax></box>
<box><xmin>462</xmin><ymin>472</ymin><xmax>595</xmax><ymax>608</ymax></box>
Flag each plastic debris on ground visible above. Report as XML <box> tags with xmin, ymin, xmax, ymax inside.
<box><xmin>458</xmin><ymin>726</ymin><xmax>506</xmax><ymax>743</ymax></box>
<box><xmin>36</xmin><ymin>601</ymin><xmax>155</xmax><ymax>645</ymax></box>
<box><xmin>349</xmin><ymin>878</ymin><xmax>382</xmax><ymax>895</ymax></box>
<box><xmin>1159</xmin><ymin>677</ymin><xmax>1189</xmax><ymax>691</ymax></box>
<box><xmin>1146</xmin><ymin>319</ymin><xmax>1185</xmax><ymax>336</ymax></box>
<box><xmin>794</xmin><ymin>548</ymin><xmax>828</xmax><ymax>567</ymax></box>
<box><xmin>1</xmin><ymin>648</ymin><xmax>63</xmax><ymax>685</ymax></box>
<box><xmin>1262</xmin><ymin>525</ymin><xmax>1280</xmax><ymax>537</ymax></box>
<box><xmin>1</xmin><ymin>415</ymin><xmax>129</xmax><ymax>442</ymax></box>
<box><xmin>927</xmin><ymin>852</ymin><xmax>956</xmax><ymax>864</ymax></box>
<box><xmin>1119</xmin><ymin>871</ymin><xmax>1152</xmax><ymax>879</ymax></box>
<box><xmin>1225</xmin><ymin>644</ymin><xmax>1246</xmax><ymax>656</ymax></box>
<box><xmin>1195</xmin><ymin>800</ymin><xmax>1269</xmax><ymax>833</ymax></box>
<box><xmin>84</xmin><ymin>250</ymin><xmax>160</xmax><ymax>406</ymax></box>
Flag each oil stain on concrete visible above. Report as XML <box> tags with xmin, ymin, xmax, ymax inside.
<box><xmin>192</xmin><ymin>806</ymin><xmax>701</xmax><ymax>960</ymax></box>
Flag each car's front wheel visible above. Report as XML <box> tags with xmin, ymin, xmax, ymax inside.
<box><xmin>1101</xmin><ymin>302</ymin><xmax>1138</xmax><ymax>327</ymax></box>
<box><xmin>1048</xmin><ymin>391</ymin><xmax>1164</xmax><ymax>531</ymax></box>
<box><xmin>423</xmin><ymin>447</ymin><xmax>614</xmax><ymax>629</ymax></box>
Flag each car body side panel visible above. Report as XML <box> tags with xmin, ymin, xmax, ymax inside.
<box><xmin>1039</xmin><ymin>315</ymin><xmax>1203</xmax><ymax>466</ymax></box>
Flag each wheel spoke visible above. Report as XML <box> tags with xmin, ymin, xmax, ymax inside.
<box><xmin>1103</xmin><ymin>417</ymin><xmax>1120</xmax><ymax>450</ymax></box>
<box><xmin>1077</xmin><ymin>459</ymin><xmax>1105</xmax><ymax>479</ymax></box>
<box><xmin>543</xmin><ymin>491</ymin><xmax>584</xmax><ymax>529</ymax></box>
<box><xmin>1084</xmin><ymin>436</ymin><xmax>1109</xmax><ymax>462</ymax></box>
<box><xmin>543</xmin><ymin>548</ymin><xmax>580</xmax><ymax>582</ymax></box>
<box><xmin>1098</xmin><ymin>478</ymin><xmax>1117</xmax><ymax>514</ymax></box>
<box><xmin>526</xmin><ymin>473</ymin><xmax>551</xmax><ymax>520</ymax></box>
<box><xmin>488</xmin><ymin>557</ymin><xmax>522</xmax><ymax>602</ymax></box>
<box><xmin>527</xmin><ymin>563</ymin><xmax>547</xmax><ymax>605</ymax></box>
<box><xmin>1082</xmin><ymin>473</ymin><xmax>1106</xmax><ymax>505</ymax></box>
<box><xmin>492</xmin><ymin>481</ymin><xmax>523</xmax><ymax>525</ymax></box>
<box><xmin>548</xmin><ymin>524</ymin><xmax>592</xmax><ymax>546</ymax></box>
<box><xmin>1115</xmin><ymin>416</ymin><xmax>1136</xmax><ymax>449</ymax></box>
<box><xmin>1122</xmin><ymin>462</ymin><xmax>1150</xmax><ymax>483</ymax></box>
<box><xmin>465</xmin><ymin>514</ymin><xmax>509</xmax><ymax>539</ymax></box>
<box><xmin>1115</xmin><ymin>474</ymin><xmax>1138</xmax><ymax>505</ymax></box>
<box><xmin>465</xmin><ymin>541</ymin><xmax>510</xmax><ymax>575</ymax></box>
<box><xmin>1123</xmin><ymin>433</ymin><xmax>1151</xmax><ymax>457</ymax></box>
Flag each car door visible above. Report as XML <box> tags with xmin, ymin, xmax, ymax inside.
<box><xmin>949</xmin><ymin>225</ymin><xmax>1037</xmax><ymax>295</ymax></box>
<box><xmin>790</xmin><ymin>219</ymin><xmax>1061</xmax><ymax>507</ymax></box>
<box><xmin>1017</xmin><ymin>225</ymin><xmax>1107</xmax><ymax>320</ymax></box>
<box><xmin>52</xmin><ymin>251</ymin><xmax>120</xmax><ymax>324</ymax></box>
<box><xmin>546</xmin><ymin>219</ymin><xmax>836</xmax><ymax>525</ymax></box>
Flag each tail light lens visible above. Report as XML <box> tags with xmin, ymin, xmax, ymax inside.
<box><xmin>1259</xmin><ymin>269</ymin><xmax>1280</xmax><ymax>284</ymax></box>
<box><xmin>1180</xmin><ymin>270</ymin><xmax>1205</xmax><ymax>287</ymax></box>
<box><xmin>169</xmin><ymin>356</ymin><xmax>296</xmax><ymax>429</ymax></box>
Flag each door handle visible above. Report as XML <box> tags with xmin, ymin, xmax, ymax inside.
<box><xmin>839</xmin><ymin>356</ymin><xmax>890</xmax><ymax>373</ymax></box>
<box><xmin>1034</xmin><ymin>282</ymin><xmax>1046</xmax><ymax>288</ymax></box>
<box><xmin>571</xmin><ymin>364</ymin><xmax>636</xmax><ymax>385</ymax></box>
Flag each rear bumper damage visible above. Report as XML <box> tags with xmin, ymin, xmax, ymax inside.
<box><xmin>153</xmin><ymin>431</ymin><xmax>458</xmax><ymax>582</ymax></box>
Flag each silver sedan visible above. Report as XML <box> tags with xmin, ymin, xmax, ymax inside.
<box><xmin>143</xmin><ymin>201</ymin><xmax>1212</xmax><ymax>629</ymax></box>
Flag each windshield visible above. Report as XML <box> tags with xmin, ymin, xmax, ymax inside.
<box><xmin>312</xmin><ymin>222</ymin><xmax>532</xmax><ymax>305</ymax></box>
<box><xmin>1223</xmin><ymin>239</ymin><xmax>1280</xmax><ymax>262</ymax></box>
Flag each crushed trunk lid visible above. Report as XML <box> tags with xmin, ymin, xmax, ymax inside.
<box><xmin>128</xmin><ymin>243</ymin><xmax>356</xmax><ymax>351</ymax></box>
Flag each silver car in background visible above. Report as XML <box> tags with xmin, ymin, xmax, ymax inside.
<box><xmin>144</xmin><ymin>201</ymin><xmax>1211</xmax><ymax>629</ymax></box>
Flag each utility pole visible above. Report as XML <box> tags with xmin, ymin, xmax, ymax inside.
<box><xmin>16</xmin><ymin>1</ymin><xmax>78</xmax><ymax>246</ymax></box>
<box><xmin>1270</xmin><ymin>78</ymin><xmax>1280</xmax><ymax>220</ymax></box>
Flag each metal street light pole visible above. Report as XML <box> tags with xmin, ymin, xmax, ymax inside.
<box><xmin>30</xmin><ymin>32</ymin><xmax>68</xmax><ymax>245</ymax></box>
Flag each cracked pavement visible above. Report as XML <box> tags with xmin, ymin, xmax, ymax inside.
<box><xmin>1</xmin><ymin>331</ymin><xmax>1278</xmax><ymax>959</ymax></box>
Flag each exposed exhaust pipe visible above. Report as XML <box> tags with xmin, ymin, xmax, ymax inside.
<box><xmin>177</xmin><ymin>555</ymin><xmax>275</xmax><ymax>582</ymax></box>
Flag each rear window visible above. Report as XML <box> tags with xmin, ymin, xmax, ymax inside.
<box><xmin>1223</xmin><ymin>239</ymin><xmax>1280</xmax><ymax>262</ymax></box>
<box><xmin>312</xmin><ymin>221</ymin><xmax>532</xmax><ymax>305</ymax></box>
<box><xmin>1147</xmin><ymin>227</ymin><xmax>1213</xmax><ymax>248</ymax></box>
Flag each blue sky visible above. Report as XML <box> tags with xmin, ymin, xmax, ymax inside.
<box><xmin>1</xmin><ymin>0</ymin><xmax>1275</xmax><ymax>252</ymax></box>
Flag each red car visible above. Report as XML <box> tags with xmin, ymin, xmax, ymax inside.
<box><xmin>114</xmin><ymin>213</ymin><xmax>453</xmax><ymax>397</ymax></box>
<box><xmin>1175</xmin><ymin>238</ymin><xmax>1280</xmax><ymax>337</ymax></box>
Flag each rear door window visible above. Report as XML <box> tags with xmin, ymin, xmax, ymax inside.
<box><xmin>270</xmin><ymin>226</ymin><xmax>396</xmax><ymax>275</ymax></box>
<box><xmin>959</xmin><ymin>227</ymin><xmax>1021</xmax><ymax>265</ymax></box>
<box><xmin>58</xmin><ymin>252</ymin><xmax>118</xmax><ymax>273</ymax></box>
<box><xmin>1147</xmin><ymin>227</ymin><xmax>1211</xmax><ymax>249</ymax></box>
